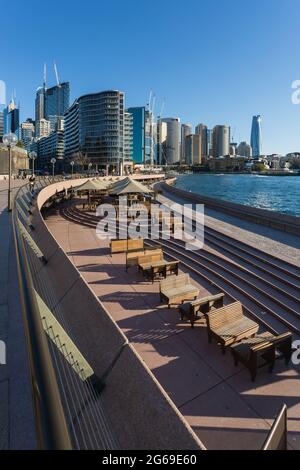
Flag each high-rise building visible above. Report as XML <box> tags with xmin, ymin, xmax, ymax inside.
<box><xmin>195</xmin><ymin>123</ymin><xmax>208</xmax><ymax>158</ymax></box>
<box><xmin>161</xmin><ymin>118</ymin><xmax>180</xmax><ymax>164</ymax></box>
<box><xmin>156</xmin><ymin>120</ymin><xmax>167</xmax><ymax>165</ymax></box>
<box><xmin>181</xmin><ymin>124</ymin><xmax>192</xmax><ymax>163</ymax></box>
<box><xmin>4</xmin><ymin>99</ymin><xmax>20</xmax><ymax>138</ymax></box>
<box><xmin>127</xmin><ymin>107</ymin><xmax>145</xmax><ymax>164</ymax></box>
<box><xmin>124</xmin><ymin>112</ymin><xmax>133</xmax><ymax>162</ymax></box>
<box><xmin>45</xmin><ymin>82</ymin><xmax>70</xmax><ymax>120</ymax></box>
<box><xmin>37</xmin><ymin>129</ymin><xmax>64</xmax><ymax>171</ymax></box>
<box><xmin>35</xmin><ymin>118</ymin><xmax>51</xmax><ymax>139</ymax></box>
<box><xmin>185</xmin><ymin>134</ymin><xmax>202</xmax><ymax>165</ymax></box>
<box><xmin>35</xmin><ymin>87</ymin><xmax>45</xmax><ymax>121</ymax></box>
<box><xmin>64</xmin><ymin>90</ymin><xmax>124</xmax><ymax>170</ymax></box>
<box><xmin>237</xmin><ymin>141</ymin><xmax>252</xmax><ymax>158</ymax></box>
<box><xmin>0</xmin><ymin>110</ymin><xmax>4</xmax><ymax>139</ymax></box>
<box><xmin>212</xmin><ymin>125</ymin><xmax>230</xmax><ymax>157</ymax></box>
<box><xmin>64</xmin><ymin>100</ymin><xmax>80</xmax><ymax>160</ymax></box>
<box><xmin>250</xmin><ymin>115</ymin><xmax>262</xmax><ymax>157</ymax></box>
<box><xmin>20</xmin><ymin>119</ymin><xmax>35</xmax><ymax>152</ymax></box>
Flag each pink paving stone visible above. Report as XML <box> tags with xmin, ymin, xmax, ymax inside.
<box><xmin>134</xmin><ymin>335</ymin><xmax>223</xmax><ymax>408</ymax></box>
<box><xmin>179</xmin><ymin>322</ymin><xmax>244</xmax><ymax>380</ymax></box>
<box><xmin>180</xmin><ymin>381</ymin><xmax>270</xmax><ymax>450</ymax></box>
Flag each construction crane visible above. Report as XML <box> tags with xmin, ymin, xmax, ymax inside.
<box><xmin>43</xmin><ymin>63</ymin><xmax>47</xmax><ymax>91</ymax></box>
<box><xmin>147</xmin><ymin>89</ymin><xmax>153</xmax><ymax>112</ymax></box>
<box><xmin>157</xmin><ymin>98</ymin><xmax>166</xmax><ymax>120</ymax></box>
<box><xmin>54</xmin><ymin>61</ymin><xmax>61</xmax><ymax>88</ymax></box>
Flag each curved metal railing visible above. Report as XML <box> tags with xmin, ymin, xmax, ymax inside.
<box><xmin>12</xmin><ymin>177</ymin><xmax>72</xmax><ymax>449</ymax></box>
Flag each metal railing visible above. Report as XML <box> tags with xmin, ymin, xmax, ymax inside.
<box><xmin>11</xmin><ymin>176</ymin><xmax>119</xmax><ymax>450</ymax></box>
<box><xmin>12</xmin><ymin>179</ymin><xmax>72</xmax><ymax>449</ymax></box>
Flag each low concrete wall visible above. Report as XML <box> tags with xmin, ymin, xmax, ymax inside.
<box><xmin>161</xmin><ymin>181</ymin><xmax>300</xmax><ymax>236</ymax></box>
<box><xmin>27</xmin><ymin>180</ymin><xmax>205</xmax><ymax>450</ymax></box>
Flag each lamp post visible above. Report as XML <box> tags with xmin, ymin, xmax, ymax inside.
<box><xmin>2</xmin><ymin>133</ymin><xmax>18</xmax><ymax>211</ymax></box>
<box><xmin>70</xmin><ymin>160</ymin><xmax>75</xmax><ymax>178</ymax></box>
<box><xmin>29</xmin><ymin>151</ymin><xmax>37</xmax><ymax>176</ymax></box>
<box><xmin>50</xmin><ymin>157</ymin><xmax>56</xmax><ymax>180</ymax></box>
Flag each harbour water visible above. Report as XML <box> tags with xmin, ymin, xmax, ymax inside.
<box><xmin>175</xmin><ymin>173</ymin><xmax>300</xmax><ymax>217</ymax></box>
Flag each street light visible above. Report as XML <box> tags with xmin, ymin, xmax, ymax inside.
<box><xmin>29</xmin><ymin>151</ymin><xmax>37</xmax><ymax>176</ymax></box>
<box><xmin>70</xmin><ymin>160</ymin><xmax>75</xmax><ymax>178</ymax></box>
<box><xmin>2</xmin><ymin>133</ymin><xmax>18</xmax><ymax>211</ymax></box>
<box><xmin>50</xmin><ymin>158</ymin><xmax>56</xmax><ymax>180</ymax></box>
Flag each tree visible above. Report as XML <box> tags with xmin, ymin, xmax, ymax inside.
<box><xmin>71</xmin><ymin>151</ymin><xmax>90</xmax><ymax>171</ymax></box>
<box><xmin>252</xmin><ymin>162</ymin><xmax>266</xmax><ymax>172</ymax></box>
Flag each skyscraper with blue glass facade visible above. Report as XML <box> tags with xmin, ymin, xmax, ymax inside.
<box><xmin>127</xmin><ymin>107</ymin><xmax>145</xmax><ymax>164</ymax></box>
<box><xmin>45</xmin><ymin>82</ymin><xmax>70</xmax><ymax>130</ymax></box>
<box><xmin>250</xmin><ymin>115</ymin><xmax>262</xmax><ymax>157</ymax></box>
<box><xmin>3</xmin><ymin>100</ymin><xmax>20</xmax><ymax>138</ymax></box>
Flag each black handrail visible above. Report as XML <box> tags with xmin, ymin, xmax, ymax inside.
<box><xmin>12</xmin><ymin>184</ymin><xmax>72</xmax><ymax>450</ymax></box>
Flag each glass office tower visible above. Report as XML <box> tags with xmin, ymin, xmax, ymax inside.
<box><xmin>127</xmin><ymin>107</ymin><xmax>145</xmax><ymax>164</ymax></box>
<box><xmin>3</xmin><ymin>100</ymin><xmax>20</xmax><ymax>138</ymax></box>
<box><xmin>45</xmin><ymin>82</ymin><xmax>70</xmax><ymax>130</ymax></box>
<box><xmin>0</xmin><ymin>110</ymin><xmax>4</xmax><ymax>139</ymax></box>
<box><xmin>250</xmin><ymin>115</ymin><xmax>262</xmax><ymax>157</ymax></box>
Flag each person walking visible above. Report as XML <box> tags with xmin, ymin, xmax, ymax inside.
<box><xmin>29</xmin><ymin>174</ymin><xmax>36</xmax><ymax>194</ymax></box>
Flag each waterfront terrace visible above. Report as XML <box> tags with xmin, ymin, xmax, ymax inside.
<box><xmin>2</xmin><ymin>174</ymin><xmax>300</xmax><ymax>450</ymax></box>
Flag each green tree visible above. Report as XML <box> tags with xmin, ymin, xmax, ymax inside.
<box><xmin>252</xmin><ymin>163</ymin><xmax>266</xmax><ymax>172</ymax></box>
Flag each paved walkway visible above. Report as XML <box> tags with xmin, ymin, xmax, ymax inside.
<box><xmin>0</xmin><ymin>180</ymin><xmax>35</xmax><ymax>449</ymax></box>
<box><xmin>46</xmin><ymin>206</ymin><xmax>300</xmax><ymax>450</ymax></box>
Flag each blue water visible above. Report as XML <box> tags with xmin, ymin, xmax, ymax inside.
<box><xmin>175</xmin><ymin>174</ymin><xmax>300</xmax><ymax>217</ymax></box>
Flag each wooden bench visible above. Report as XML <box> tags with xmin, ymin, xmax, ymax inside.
<box><xmin>230</xmin><ymin>332</ymin><xmax>292</xmax><ymax>381</ymax></box>
<box><xmin>110</xmin><ymin>238</ymin><xmax>144</xmax><ymax>255</ymax></box>
<box><xmin>125</xmin><ymin>246</ymin><xmax>162</xmax><ymax>270</ymax></box>
<box><xmin>204</xmin><ymin>301</ymin><xmax>259</xmax><ymax>353</ymax></box>
<box><xmin>138</xmin><ymin>252</ymin><xmax>164</xmax><ymax>276</ymax></box>
<box><xmin>143</xmin><ymin>260</ymin><xmax>180</xmax><ymax>283</ymax></box>
<box><xmin>160</xmin><ymin>274</ymin><xmax>199</xmax><ymax>308</ymax></box>
<box><xmin>179</xmin><ymin>292</ymin><xmax>225</xmax><ymax>328</ymax></box>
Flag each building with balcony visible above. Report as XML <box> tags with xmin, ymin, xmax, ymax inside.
<box><xmin>181</xmin><ymin>124</ymin><xmax>192</xmax><ymax>163</ymax></box>
<box><xmin>212</xmin><ymin>125</ymin><xmax>230</xmax><ymax>157</ymax></box>
<box><xmin>160</xmin><ymin>118</ymin><xmax>180</xmax><ymax>164</ymax></box>
<box><xmin>64</xmin><ymin>90</ymin><xmax>124</xmax><ymax>171</ymax></box>
<box><xmin>127</xmin><ymin>107</ymin><xmax>145</xmax><ymax>164</ymax></box>
<box><xmin>124</xmin><ymin>111</ymin><xmax>133</xmax><ymax>162</ymax></box>
<box><xmin>185</xmin><ymin>134</ymin><xmax>202</xmax><ymax>165</ymax></box>
<box><xmin>35</xmin><ymin>119</ymin><xmax>51</xmax><ymax>139</ymax></box>
<box><xmin>36</xmin><ymin>129</ymin><xmax>64</xmax><ymax>171</ymax></box>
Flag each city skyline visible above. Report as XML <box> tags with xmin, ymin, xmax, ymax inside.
<box><xmin>1</xmin><ymin>0</ymin><xmax>300</xmax><ymax>154</ymax></box>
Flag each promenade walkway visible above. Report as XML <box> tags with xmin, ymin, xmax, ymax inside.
<box><xmin>158</xmin><ymin>191</ymin><xmax>300</xmax><ymax>266</ymax></box>
<box><xmin>46</xmin><ymin>204</ymin><xmax>300</xmax><ymax>450</ymax></box>
<box><xmin>0</xmin><ymin>180</ymin><xmax>35</xmax><ymax>449</ymax></box>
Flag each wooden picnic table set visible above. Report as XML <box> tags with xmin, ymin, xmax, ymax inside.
<box><xmin>110</xmin><ymin>238</ymin><xmax>293</xmax><ymax>381</ymax></box>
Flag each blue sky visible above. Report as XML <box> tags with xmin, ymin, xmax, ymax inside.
<box><xmin>2</xmin><ymin>0</ymin><xmax>300</xmax><ymax>154</ymax></box>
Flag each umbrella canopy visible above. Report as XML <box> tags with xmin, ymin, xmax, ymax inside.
<box><xmin>109</xmin><ymin>177</ymin><xmax>131</xmax><ymax>192</ymax></box>
<box><xmin>93</xmin><ymin>178</ymin><xmax>112</xmax><ymax>189</ymax></box>
<box><xmin>76</xmin><ymin>179</ymin><xmax>108</xmax><ymax>192</ymax></box>
<box><xmin>109</xmin><ymin>177</ymin><xmax>152</xmax><ymax>196</ymax></box>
